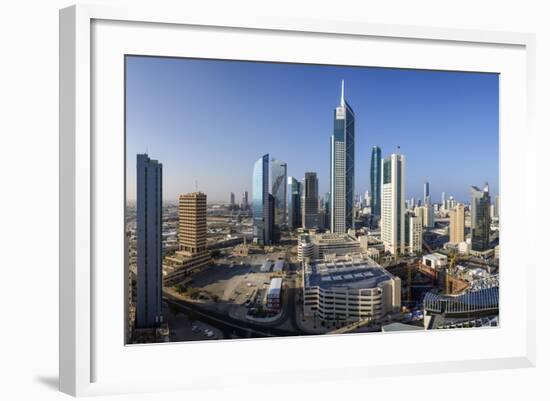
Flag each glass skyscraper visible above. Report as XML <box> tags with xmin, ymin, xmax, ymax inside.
<box><xmin>471</xmin><ymin>183</ymin><xmax>491</xmax><ymax>251</ymax></box>
<box><xmin>302</xmin><ymin>172</ymin><xmax>320</xmax><ymax>229</ymax></box>
<box><xmin>271</xmin><ymin>159</ymin><xmax>287</xmax><ymax>229</ymax></box>
<box><xmin>330</xmin><ymin>81</ymin><xmax>355</xmax><ymax>233</ymax></box>
<box><xmin>287</xmin><ymin>176</ymin><xmax>302</xmax><ymax>230</ymax></box>
<box><xmin>370</xmin><ymin>146</ymin><xmax>382</xmax><ymax>217</ymax></box>
<box><xmin>252</xmin><ymin>154</ymin><xmax>272</xmax><ymax>245</ymax></box>
<box><xmin>136</xmin><ymin>153</ymin><xmax>163</xmax><ymax>328</ymax></box>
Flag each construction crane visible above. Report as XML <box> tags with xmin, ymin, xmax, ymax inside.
<box><xmin>446</xmin><ymin>252</ymin><xmax>458</xmax><ymax>294</ymax></box>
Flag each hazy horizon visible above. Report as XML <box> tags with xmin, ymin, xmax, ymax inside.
<box><xmin>126</xmin><ymin>56</ymin><xmax>499</xmax><ymax>204</ymax></box>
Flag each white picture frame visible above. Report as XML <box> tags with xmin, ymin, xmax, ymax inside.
<box><xmin>59</xmin><ymin>4</ymin><xmax>536</xmax><ymax>397</ymax></box>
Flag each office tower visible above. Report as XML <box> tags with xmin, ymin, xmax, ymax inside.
<box><xmin>330</xmin><ymin>81</ymin><xmax>355</xmax><ymax>233</ymax></box>
<box><xmin>494</xmin><ymin>195</ymin><xmax>500</xmax><ymax>218</ymax></box>
<box><xmin>381</xmin><ymin>153</ymin><xmax>406</xmax><ymax>255</ymax></box>
<box><xmin>269</xmin><ymin>193</ymin><xmax>278</xmax><ymax>243</ymax></box>
<box><xmin>370</xmin><ymin>146</ymin><xmax>382</xmax><ymax>216</ymax></box>
<box><xmin>423</xmin><ymin>181</ymin><xmax>430</xmax><ymax>205</ymax></box>
<box><xmin>406</xmin><ymin>213</ymin><xmax>422</xmax><ymax>255</ymax></box>
<box><xmin>449</xmin><ymin>203</ymin><xmax>465</xmax><ymax>244</ymax></box>
<box><xmin>471</xmin><ymin>183</ymin><xmax>491</xmax><ymax>251</ymax></box>
<box><xmin>229</xmin><ymin>192</ymin><xmax>235</xmax><ymax>208</ymax></box>
<box><xmin>178</xmin><ymin>192</ymin><xmax>207</xmax><ymax>256</ymax></box>
<box><xmin>241</xmin><ymin>190</ymin><xmax>249</xmax><ymax>210</ymax></box>
<box><xmin>302</xmin><ymin>172</ymin><xmax>320</xmax><ymax>229</ymax></box>
<box><xmin>163</xmin><ymin>191</ymin><xmax>211</xmax><ymax>284</ymax></box>
<box><xmin>252</xmin><ymin>154</ymin><xmax>272</xmax><ymax>245</ymax></box>
<box><xmin>441</xmin><ymin>192</ymin><xmax>446</xmax><ymax>209</ymax></box>
<box><xmin>136</xmin><ymin>154</ymin><xmax>163</xmax><ymax>328</ymax></box>
<box><xmin>271</xmin><ymin>159</ymin><xmax>287</xmax><ymax>229</ymax></box>
<box><xmin>287</xmin><ymin>177</ymin><xmax>302</xmax><ymax>230</ymax></box>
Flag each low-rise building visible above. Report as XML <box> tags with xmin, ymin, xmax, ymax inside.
<box><xmin>422</xmin><ymin>253</ymin><xmax>448</xmax><ymax>270</ymax></box>
<box><xmin>266</xmin><ymin>277</ymin><xmax>283</xmax><ymax>310</ymax></box>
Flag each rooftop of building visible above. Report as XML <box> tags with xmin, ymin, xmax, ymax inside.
<box><xmin>268</xmin><ymin>277</ymin><xmax>282</xmax><ymax>297</ymax></box>
<box><xmin>304</xmin><ymin>232</ymin><xmax>360</xmax><ymax>246</ymax></box>
<box><xmin>304</xmin><ymin>254</ymin><xmax>396</xmax><ymax>291</ymax></box>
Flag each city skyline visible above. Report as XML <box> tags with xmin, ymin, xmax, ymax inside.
<box><xmin>126</xmin><ymin>56</ymin><xmax>499</xmax><ymax>203</ymax></box>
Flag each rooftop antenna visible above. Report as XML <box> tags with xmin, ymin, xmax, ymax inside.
<box><xmin>397</xmin><ymin>145</ymin><xmax>401</xmax><ymax>155</ymax></box>
<box><xmin>340</xmin><ymin>80</ymin><xmax>345</xmax><ymax>107</ymax></box>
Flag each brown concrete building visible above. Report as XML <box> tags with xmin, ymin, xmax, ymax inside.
<box><xmin>164</xmin><ymin>192</ymin><xmax>211</xmax><ymax>285</ymax></box>
<box><xmin>178</xmin><ymin>192</ymin><xmax>207</xmax><ymax>256</ymax></box>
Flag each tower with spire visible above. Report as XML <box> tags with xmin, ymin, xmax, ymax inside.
<box><xmin>330</xmin><ymin>80</ymin><xmax>355</xmax><ymax>233</ymax></box>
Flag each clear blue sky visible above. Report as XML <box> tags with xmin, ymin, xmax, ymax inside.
<box><xmin>126</xmin><ymin>56</ymin><xmax>499</xmax><ymax>203</ymax></box>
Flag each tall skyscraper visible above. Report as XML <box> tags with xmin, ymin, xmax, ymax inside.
<box><xmin>302</xmin><ymin>172</ymin><xmax>320</xmax><ymax>229</ymax></box>
<box><xmin>178</xmin><ymin>192</ymin><xmax>207</xmax><ymax>256</ymax></box>
<box><xmin>370</xmin><ymin>146</ymin><xmax>382</xmax><ymax>216</ymax></box>
<box><xmin>449</xmin><ymin>203</ymin><xmax>465</xmax><ymax>244</ymax></box>
<box><xmin>241</xmin><ymin>190</ymin><xmax>249</xmax><ymax>210</ymax></box>
<box><xmin>494</xmin><ymin>195</ymin><xmax>500</xmax><ymax>218</ymax></box>
<box><xmin>423</xmin><ymin>181</ymin><xmax>430</xmax><ymax>205</ymax></box>
<box><xmin>136</xmin><ymin>154</ymin><xmax>163</xmax><ymax>328</ymax></box>
<box><xmin>471</xmin><ymin>183</ymin><xmax>491</xmax><ymax>251</ymax></box>
<box><xmin>441</xmin><ymin>191</ymin><xmax>446</xmax><ymax>209</ymax></box>
<box><xmin>229</xmin><ymin>192</ymin><xmax>235</xmax><ymax>207</ymax></box>
<box><xmin>381</xmin><ymin>153</ymin><xmax>406</xmax><ymax>255</ymax></box>
<box><xmin>287</xmin><ymin>177</ymin><xmax>302</xmax><ymax>230</ymax></box>
<box><xmin>271</xmin><ymin>159</ymin><xmax>287</xmax><ymax>229</ymax></box>
<box><xmin>252</xmin><ymin>154</ymin><xmax>272</xmax><ymax>245</ymax></box>
<box><xmin>330</xmin><ymin>81</ymin><xmax>355</xmax><ymax>233</ymax></box>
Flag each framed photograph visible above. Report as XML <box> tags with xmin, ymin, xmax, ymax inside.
<box><xmin>59</xmin><ymin>4</ymin><xmax>536</xmax><ymax>397</ymax></box>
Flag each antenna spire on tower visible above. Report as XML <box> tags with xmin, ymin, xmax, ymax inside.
<box><xmin>340</xmin><ymin>80</ymin><xmax>345</xmax><ymax>107</ymax></box>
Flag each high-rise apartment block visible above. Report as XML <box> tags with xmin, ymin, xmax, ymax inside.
<box><xmin>136</xmin><ymin>154</ymin><xmax>163</xmax><ymax>328</ymax></box>
<box><xmin>330</xmin><ymin>81</ymin><xmax>355</xmax><ymax>233</ymax></box>
<box><xmin>381</xmin><ymin>153</ymin><xmax>406</xmax><ymax>255</ymax></box>
<box><xmin>406</xmin><ymin>213</ymin><xmax>423</xmax><ymax>255</ymax></box>
<box><xmin>449</xmin><ymin>203</ymin><xmax>465</xmax><ymax>244</ymax></box>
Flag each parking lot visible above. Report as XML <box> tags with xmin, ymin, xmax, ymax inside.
<box><xmin>181</xmin><ymin>252</ymin><xmax>287</xmax><ymax>319</ymax></box>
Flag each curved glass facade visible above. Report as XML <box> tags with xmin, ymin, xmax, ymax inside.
<box><xmin>423</xmin><ymin>287</ymin><xmax>499</xmax><ymax>315</ymax></box>
<box><xmin>271</xmin><ymin>159</ymin><xmax>287</xmax><ymax>229</ymax></box>
<box><xmin>330</xmin><ymin>81</ymin><xmax>355</xmax><ymax>233</ymax></box>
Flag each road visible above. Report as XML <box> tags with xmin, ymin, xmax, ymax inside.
<box><xmin>163</xmin><ymin>290</ymin><xmax>305</xmax><ymax>340</ymax></box>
